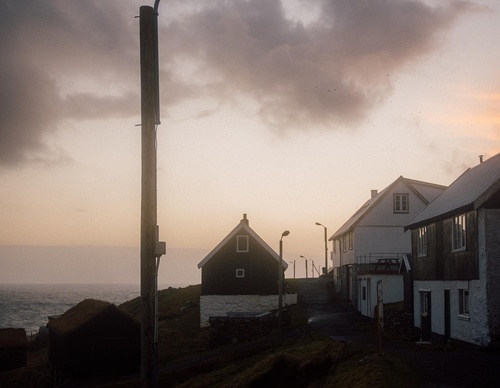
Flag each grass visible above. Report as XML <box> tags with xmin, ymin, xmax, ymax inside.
<box><xmin>0</xmin><ymin>282</ymin><xmax>417</xmax><ymax>387</ymax></box>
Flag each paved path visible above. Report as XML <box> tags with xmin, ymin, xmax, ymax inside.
<box><xmin>296</xmin><ymin>278</ymin><xmax>500</xmax><ymax>387</ymax></box>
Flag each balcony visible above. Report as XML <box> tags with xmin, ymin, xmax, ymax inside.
<box><xmin>356</xmin><ymin>253</ymin><xmax>408</xmax><ymax>275</ymax></box>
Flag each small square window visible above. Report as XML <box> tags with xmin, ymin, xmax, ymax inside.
<box><xmin>237</xmin><ymin>235</ymin><xmax>249</xmax><ymax>252</ymax></box>
<box><xmin>394</xmin><ymin>193</ymin><xmax>409</xmax><ymax>213</ymax></box>
<box><xmin>236</xmin><ymin>269</ymin><xmax>245</xmax><ymax>278</ymax></box>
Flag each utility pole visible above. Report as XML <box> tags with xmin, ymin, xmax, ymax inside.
<box><xmin>139</xmin><ymin>3</ymin><xmax>161</xmax><ymax>387</ymax></box>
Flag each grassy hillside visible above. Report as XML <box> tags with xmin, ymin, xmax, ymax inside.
<box><xmin>0</xmin><ymin>283</ymin><xmax>416</xmax><ymax>387</ymax></box>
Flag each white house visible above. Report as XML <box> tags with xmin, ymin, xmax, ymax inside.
<box><xmin>406</xmin><ymin>153</ymin><xmax>500</xmax><ymax>346</ymax></box>
<box><xmin>329</xmin><ymin>176</ymin><xmax>446</xmax><ymax>317</ymax></box>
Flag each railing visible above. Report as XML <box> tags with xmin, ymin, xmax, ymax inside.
<box><xmin>356</xmin><ymin>253</ymin><xmax>407</xmax><ymax>274</ymax></box>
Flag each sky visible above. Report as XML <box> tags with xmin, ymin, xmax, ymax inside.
<box><xmin>0</xmin><ymin>0</ymin><xmax>499</xmax><ymax>285</ymax></box>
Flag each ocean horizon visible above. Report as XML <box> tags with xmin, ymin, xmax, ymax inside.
<box><xmin>0</xmin><ymin>282</ymin><xmax>192</xmax><ymax>334</ymax></box>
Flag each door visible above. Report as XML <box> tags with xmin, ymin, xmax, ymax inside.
<box><xmin>420</xmin><ymin>291</ymin><xmax>431</xmax><ymax>341</ymax></box>
<box><xmin>444</xmin><ymin>290</ymin><xmax>451</xmax><ymax>342</ymax></box>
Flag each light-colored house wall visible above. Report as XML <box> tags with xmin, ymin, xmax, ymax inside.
<box><xmin>413</xmin><ymin>280</ymin><xmax>486</xmax><ymax>345</ymax></box>
<box><xmin>354</xmin><ymin>227</ymin><xmax>410</xmax><ymax>258</ymax></box>
<box><xmin>358</xmin><ymin>274</ymin><xmax>404</xmax><ymax>318</ymax></box>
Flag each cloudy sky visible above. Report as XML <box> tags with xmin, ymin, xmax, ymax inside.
<box><xmin>0</xmin><ymin>0</ymin><xmax>498</xmax><ymax>284</ymax></box>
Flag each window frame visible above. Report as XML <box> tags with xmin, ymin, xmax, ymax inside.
<box><xmin>458</xmin><ymin>289</ymin><xmax>470</xmax><ymax>318</ymax></box>
<box><xmin>417</xmin><ymin>226</ymin><xmax>428</xmax><ymax>257</ymax></box>
<box><xmin>393</xmin><ymin>193</ymin><xmax>409</xmax><ymax>214</ymax></box>
<box><xmin>236</xmin><ymin>269</ymin><xmax>245</xmax><ymax>278</ymax></box>
<box><xmin>236</xmin><ymin>235</ymin><xmax>249</xmax><ymax>252</ymax></box>
<box><xmin>452</xmin><ymin>214</ymin><xmax>466</xmax><ymax>252</ymax></box>
<box><xmin>348</xmin><ymin>232</ymin><xmax>353</xmax><ymax>250</ymax></box>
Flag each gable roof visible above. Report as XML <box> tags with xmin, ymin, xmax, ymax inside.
<box><xmin>198</xmin><ymin>215</ymin><xmax>286</xmax><ymax>269</ymax></box>
<box><xmin>406</xmin><ymin>153</ymin><xmax>500</xmax><ymax>230</ymax></box>
<box><xmin>329</xmin><ymin>176</ymin><xmax>447</xmax><ymax>241</ymax></box>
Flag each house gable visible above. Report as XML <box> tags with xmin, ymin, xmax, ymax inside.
<box><xmin>198</xmin><ymin>215</ymin><xmax>285</xmax><ymax>296</ymax></box>
<box><xmin>330</xmin><ymin>176</ymin><xmax>446</xmax><ymax>241</ymax></box>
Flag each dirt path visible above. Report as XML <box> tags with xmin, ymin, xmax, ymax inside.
<box><xmin>296</xmin><ymin>278</ymin><xmax>500</xmax><ymax>387</ymax></box>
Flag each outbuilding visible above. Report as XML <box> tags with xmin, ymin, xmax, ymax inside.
<box><xmin>47</xmin><ymin>299</ymin><xmax>140</xmax><ymax>385</ymax></box>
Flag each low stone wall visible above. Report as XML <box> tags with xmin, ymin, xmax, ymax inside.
<box><xmin>200</xmin><ymin>294</ymin><xmax>297</xmax><ymax>327</ymax></box>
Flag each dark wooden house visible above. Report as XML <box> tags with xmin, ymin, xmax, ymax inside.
<box><xmin>47</xmin><ymin>299</ymin><xmax>140</xmax><ymax>385</ymax></box>
<box><xmin>198</xmin><ymin>214</ymin><xmax>289</xmax><ymax>327</ymax></box>
<box><xmin>406</xmin><ymin>153</ymin><xmax>500</xmax><ymax>346</ymax></box>
<box><xmin>0</xmin><ymin>328</ymin><xmax>27</xmax><ymax>372</ymax></box>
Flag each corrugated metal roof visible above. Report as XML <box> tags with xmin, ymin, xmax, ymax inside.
<box><xmin>406</xmin><ymin>153</ymin><xmax>500</xmax><ymax>229</ymax></box>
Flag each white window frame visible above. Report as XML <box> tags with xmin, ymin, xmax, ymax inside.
<box><xmin>237</xmin><ymin>235</ymin><xmax>249</xmax><ymax>252</ymax></box>
<box><xmin>394</xmin><ymin>193</ymin><xmax>409</xmax><ymax>213</ymax></box>
<box><xmin>458</xmin><ymin>289</ymin><xmax>469</xmax><ymax>318</ymax></box>
<box><xmin>452</xmin><ymin>214</ymin><xmax>466</xmax><ymax>252</ymax></box>
<box><xmin>417</xmin><ymin>226</ymin><xmax>427</xmax><ymax>257</ymax></box>
<box><xmin>236</xmin><ymin>269</ymin><xmax>245</xmax><ymax>278</ymax></box>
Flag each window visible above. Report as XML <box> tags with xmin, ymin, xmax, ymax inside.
<box><xmin>459</xmin><ymin>289</ymin><xmax>469</xmax><ymax>316</ymax></box>
<box><xmin>348</xmin><ymin>232</ymin><xmax>353</xmax><ymax>250</ymax></box>
<box><xmin>394</xmin><ymin>193</ymin><xmax>409</xmax><ymax>213</ymax></box>
<box><xmin>333</xmin><ymin>241</ymin><xmax>336</xmax><ymax>254</ymax></box>
<box><xmin>236</xmin><ymin>269</ymin><xmax>245</xmax><ymax>278</ymax></box>
<box><xmin>237</xmin><ymin>235</ymin><xmax>249</xmax><ymax>252</ymax></box>
<box><xmin>342</xmin><ymin>235</ymin><xmax>347</xmax><ymax>252</ymax></box>
<box><xmin>417</xmin><ymin>227</ymin><xmax>427</xmax><ymax>257</ymax></box>
<box><xmin>452</xmin><ymin>214</ymin><xmax>466</xmax><ymax>251</ymax></box>
<box><xmin>420</xmin><ymin>292</ymin><xmax>430</xmax><ymax>315</ymax></box>
<box><xmin>362</xmin><ymin>286</ymin><xmax>366</xmax><ymax>301</ymax></box>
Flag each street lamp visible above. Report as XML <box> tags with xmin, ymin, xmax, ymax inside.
<box><xmin>300</xmin><ymin>255</ymin><xmax>308</xmax><ymax>279</ymax></box>
<box><xmin>316</xmin><ymin>222</ymin><xmax>328</xmax><ymax>275</ymax></box>
<box><xmin>279</xmin><ymin>230</ymin><xmax>290</xmax><ymax>329</ymax></box>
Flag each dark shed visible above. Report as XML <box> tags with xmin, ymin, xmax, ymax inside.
<box><xmin>198</xmin><ymin>214</ymin><xmax>287</xmax><ymax>296</ymax></box>
<box><xmin>0</xmin><ymin>328</ymin><xmax>27</xmax><ymax>372</ymax></box>
<box><xmin>47</xmin><ymin>299</ymin><xmax>140</xmax><ymax>384</ymax></box>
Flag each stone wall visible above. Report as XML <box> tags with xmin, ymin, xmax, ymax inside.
<box><xmin>200</xmin><ymin>294</ymin><xmax>297</xmax><ymax>327</ymax></box>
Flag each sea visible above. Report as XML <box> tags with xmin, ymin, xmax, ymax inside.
<box><xmin>0</xmin><ymin>283</ymin><xmax>147</xmax><ymax>335</ymax></box>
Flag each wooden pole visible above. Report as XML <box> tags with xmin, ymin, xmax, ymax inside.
<box><xmin>140</xmin><ymin>5</ymin><xmax>158</xmax><ymax>387</ymax></box>
<box><xmin>377</xmin><ymin>280</ymin><xmax>384</xmax><ymax>356</ymax></box>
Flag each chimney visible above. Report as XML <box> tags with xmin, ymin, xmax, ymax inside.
<box><xmin>479</xmin><ymin>155</ymin><xmax>484</xmax><ymax>164</ymax></box>
<box><xmin>371</xmin><ymin>190</ymin><xmax>378</xmax><ymax>199</ymax></box>
<box><xmin>241</xmin><ymin>213</ymin><xmax>249</xmax><ymax>225</ymax></box>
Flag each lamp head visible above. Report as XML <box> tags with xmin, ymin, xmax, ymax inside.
<box><xmin>282</xmin><ymin>230</ymin><xmax>290</xmax><ymax>237</ymax></box>
<box><xmin>315</xmin><ymin>222</ymin><xmax>321</xmax><ymax>226</ymax></box>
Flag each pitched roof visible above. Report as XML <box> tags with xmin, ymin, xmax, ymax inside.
<box><xmin>198</xmin><ymin>215</ymin><xmax>286</xmax><ymax>269</ymax></box>
<box><xmin>406</xmin><ymin>153</ymin><xmax>500</xmax><ymax>230</ymax></box>
<box><xmin>329</xmin><ymin>176</ymin><xmax>446</xmax><ymax>240</ymax></box>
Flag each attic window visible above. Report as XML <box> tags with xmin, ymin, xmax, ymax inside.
<box><xmin>237</xmin><ymin>235</ymin><xmax>249</xmax><ymax>252</ymax></box>
<box><xmin>236</xmin><ymin>269</ymin><xmax>245</xmax><ymax>278</ymax></box>
<box><xmin>394</xmin><ymin>193</ymin><xmax>409</xmax><ymax>213</ymax></box>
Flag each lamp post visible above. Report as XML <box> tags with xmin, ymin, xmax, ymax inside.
<box><xmin>300</xmin><ymin>255</ymin><xmax>308</xmax><ymax>279</ymax></box>
<box><xmin>279</xmin><ymin>230</ymin><xmax>290</xmax><ymax>329</ymax></box>
<box><xmin>316</xmin><ymin>222</ymin><xmax>328</xmax><ymax>275</ymax></box>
